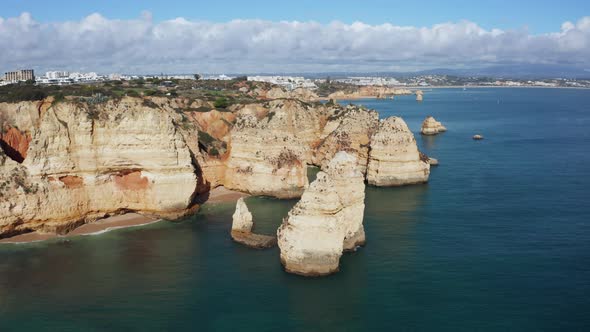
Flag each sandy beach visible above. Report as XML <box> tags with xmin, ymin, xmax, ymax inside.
<box><xmin>0</xmin><ymin>187</ymin><xmax>246</xmax><ymax>245</ymax></box>
<box><xmin>195</xmin><ymin>186</ymin><xmax>249</xmax><ymax>205</ymax></box>
<box><xmin>0</xmin><ymin>213</ymin><xmax>160</xmax><ymax>244</ymax></box>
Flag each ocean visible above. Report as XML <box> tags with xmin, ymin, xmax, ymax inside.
<box><xmin>1</xmin><ymin>88</ymin><xmax>589</xmax><ymax>331</ymax></box>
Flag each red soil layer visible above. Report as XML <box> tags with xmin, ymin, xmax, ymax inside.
<box><xmin>0</xmin><ymin>126</ymin><xmax>31</xmax><ymax>163</ymax></box>
<box><xmin>114</xmin><ymin>170</ymin><xmax>149</xmax><ymax>190</ymax></box>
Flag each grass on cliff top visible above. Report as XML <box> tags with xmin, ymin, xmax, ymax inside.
<box><xmin>0</xmin><ymin>79</ymin><xmax>264</xmax><ymax>105</ymax></box>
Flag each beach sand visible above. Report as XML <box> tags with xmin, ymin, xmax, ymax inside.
<box><xmin>0</xmin><ymin>213</ymin><xmax>159</xmax><ymax>244</ymax></box>
<box><xmin>195</xmin><ymin>186</ymin><xmax>249</xmax><ymax>205</ymax></box>
<box><xmin>0</xmin><ymin>187</ymin><xmax>247</xmax><ymax>244</ymax></box>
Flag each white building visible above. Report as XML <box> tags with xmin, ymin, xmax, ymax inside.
<box><xmin>247</xmin><ymin>76</ymin><xmax>317</xmax><ymax>90</ymax></box>
<box><xmin>46</xmin><ymin>71</ymin><xmax>69</xmax><ymax>79</ymax></box>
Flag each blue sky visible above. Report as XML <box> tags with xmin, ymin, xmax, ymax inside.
<box><xmin>1</xmin><ymin>0</ymin><xmax>590</xmax><ymax>74</ymax></box>
<box><xmin>4</xmin><ymin>0</ymin><xmax>589</xmax><ymax>33</ymax></box>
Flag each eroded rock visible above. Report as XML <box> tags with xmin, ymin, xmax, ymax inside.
<box><xmin>367</xmin><ymin>117</ymin><xmax>430</xmax><ymax>186</ymax></box>
<box><xmin>277</xmin><ymin>152</ymin><xmax>365</xmax><ymax>276</ymax></box>
<box><xmin>230</xmin><ymin>197</ymin><xmax>276</xmax><ymax>249</ymax></box>
<box><xmin>421</xmin><ymin>116</ymin><xmax>447</xmax><ymax>135</ymax></box>
<box><xmin>0</xmin><ymin>97</ymin><xmax>199</xmax><ymax>238</ymax></box>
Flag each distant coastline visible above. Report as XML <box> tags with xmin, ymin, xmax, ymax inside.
<box><xmin>405</xmin><ymin>85</ymin><xmax>590</xmax><ymax>90</ymax></box>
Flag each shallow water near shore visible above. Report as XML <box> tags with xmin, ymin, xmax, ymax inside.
<box><xmin>1</xmin><ymin>88</ymin><xmax>590</xmax><ymax>331</ymax></box>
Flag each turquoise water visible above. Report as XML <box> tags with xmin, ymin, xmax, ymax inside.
<box><xmin>1</xmin><ymin>88</ymin><xmax>590</xmax><ymax>331</ymax></box>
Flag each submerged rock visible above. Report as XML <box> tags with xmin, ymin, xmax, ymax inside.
<box><xmin>231</xmin><ymin>198</ymin><xmax>276</xmax><ymax>249</ymax></box>
<box><xmin>473</xmin><ymin>134</ymin><xmax>484</xmax><ymax>140</ymax></box>
<box><xmin>428</xmin><ymin>157</ymin><xmax>439</xmax><ymax>166</ymax></box>
<box><xmin>277</xmin><ymin>152</ymin><xmax>365</xmax><ymax>276</ymax></box>
<box><xmin>421</xmin><ymin>116</ymin><xmax>447</xmax><ymax>135</ymax></box>
<box><xmin>367</xmin><ymin>117</ymin><xmax>430</xmax><ymax>186</ymax></box>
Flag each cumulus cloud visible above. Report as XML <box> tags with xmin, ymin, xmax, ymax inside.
<box><xmin>1</xmin><ymin>12</ymin><xmax>590</xmax><ymax>73</ymax></box>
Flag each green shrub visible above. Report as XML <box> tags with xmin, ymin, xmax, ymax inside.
<box><xmin>0</xmin><ymin>84</ymin><xmax>47</xmax><ymax>102</ymax></box>
<box><xmin>198</xmin><ymin>131</ymin><xmax>215</xmax><ymax>146</ymax></box>
<box><xmin>144</xmin><ymin>89</ymin><xmax>159</xmax><ymax>96</ymax></box>
<box><xmin>213</xmin><ymin>97</ymin><xmax>229</xmax><ymax>108</ymax></box>
<box><xmin>126</xmin><ymin>90</ymin><xmax>140</xmax><ymax>97</ymax></box>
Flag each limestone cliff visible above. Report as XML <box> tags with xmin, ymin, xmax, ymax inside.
<box><xmin>224</xmin><ymin>99</ymin><xmax>329</xmax><ymax>198</ymax></box>
<box><xmin>0</xmin><ymin>97</ymin><xmax>199</xmax><ymax>238</ymax></box>
<box><xmin>257</xmin><ymin>87</ymin><xmax>318</xmax><ymax>101</ymax></box>
<box><xmin>277</xmin><ymin>152</ymin><xmax>365</xmax><ymax>276</ymax></box>
<box><xmin>328</xmin><ymin>86</ymin><xmax>413</xmax><ymax>100</ymax></box>
<box><xmin>421</xmin><ymin>116</ymin><xmax>447</xmax><ymax>135</ymax></box>
<box><xmin>367</xmin><ymin>117</ymin><xmax>430</xmax><ymax>186</ymax></box>
<box><xmin>314</xmin><ymin>104</ymin><xmax>379</xmax><ymax>174</ymax></box>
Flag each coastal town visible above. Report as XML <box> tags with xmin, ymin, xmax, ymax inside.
<box><xmin>2</xmin><ymin>68</ymin><xmax>590</xmax><ymax>89</ymax></box>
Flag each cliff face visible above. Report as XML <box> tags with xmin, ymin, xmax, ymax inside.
<box><xmin>367</xmin><ymin>117</ymin><xmax>430</xmax><ymax>186</ymax></box>
<box><xmin>224</xmin><ymin>100</ymin><xmax>329</xmax><ymax>198</ymax></box>
<box><xmin>256</xmin><ymin>87</ymin><xmax>318</xmax><ymax>101</ymax></box>
<box><xmin>277</xmin><ymin>152</ymin><xmax>365</xmax><ymax>276</ymax></box>
<box><xmin>0</xmin><ymin>89</ymin><xmax>438</xmax><ymax>239</ymax></box>
<box><xmin>314</xmin><ymin>105</ymin><xmax>379</xmax><ymax>174</ymax></box>
<box><xmin>327</xmin><ymin>87</ymin><xmax>413</xmax><ymax>100</ymax></box>
<box><xmin>0</xmin><ymin>98</ymin><xmax>199</xmax><ymax>238</ymax></box>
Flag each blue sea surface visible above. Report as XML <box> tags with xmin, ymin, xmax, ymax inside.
<box><xmin>1</xmin><ymin>88</ymin><xmax>589</xmax><ymax>331</ymax></box>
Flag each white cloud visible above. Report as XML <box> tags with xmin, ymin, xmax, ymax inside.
<box><xmin>1</xmin><ymin>12</ymin><xmax>590</xmax><ymax>73</ymax></box>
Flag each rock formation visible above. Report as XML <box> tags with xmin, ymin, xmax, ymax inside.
<box><xmin>0</xmin><ymin>90</ymin><xmax>438</xmax><ymax>240</ymax></box>
<box><xmin>428</xmin><ymin>157</ymin><xmax>439</xmax><ymax>166</ymax></box>
<box><xmin>314</xmin><ymin>105</ymin><xmax>379</xmax><ymax>174</ymax></box>
<box><xmin>231</xmin><ymin>197</ymin><xmax>253</xmax><ymax>232</ymax></box>
<box><xmin>367</xmin><ymin>117</ymin><xmax>430</xmax><ymax>186</ymax></box>
<box><xmin>473</xmin><ymin>134</ymin><xmax>484</xmax><ymax>140</ymax></box>
<box><xmin>261</xmin><ymin>87</ymin><xmax>318</xmax><ymax>101</ymax></box>
<box><xmin>0</xmin><ymin>125</ymin><xmax>31</xmax><ymax>163</ymax></box>
<box><xmin>230</xmin><ymin>197</ymin><xmax>276</xmax><ymax>249</ymax></box>
<box><xmin>416</xmin><ymin>90</ymin><xmax>424</xmax><ymax>102</ymax></box>
<box><xmin>421</xmin><ymin>116</ymin><xmax>447</xmax><ymax>135</ymax></box>
<box><xmin>277</xmin><ymin>152</ymin><xmax>366</xmax><ymax>276</ymax></box>
<box><xmin>327</xmin><ymin>86</ymin><xmax>413</xmax><ymax>100</ymax></box>
<box><xmin>224</xmin><ymin>99</ymin><xmax>328</xmax><ymax>198</ymax></box>
<box><xmin>0</xmin><ymin>97</ymin><xmax>199</xmax><ymax>238</ymax></box>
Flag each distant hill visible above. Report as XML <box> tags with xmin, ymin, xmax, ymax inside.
<box><xmin>231</xmin><ymin>64</ymin><xmax>590</xmax><ymax>80</ymax></box>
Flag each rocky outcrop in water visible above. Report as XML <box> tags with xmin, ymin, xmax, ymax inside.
<box><xmin>0</xmin><ymin>97</ymin><xmax>199</xmax><ymax>238</ymax></box>
<box><xmin>230</xmin><ymin>197</ymin><xmax>276</xmax><ymax>248</ymax></box>
<box><xmin>367</xmin><ymin>117</ymin><xmax>430</xmax><ymax>186</ymax></box>
<box><xmin>277</xmin><ymin>152</ymin><xmax>366</xmax><ymax>276</ymax></box>
<box><xmin>420</xmin><ymin>116</ymin><xmax>447</xmax><ymax>135</ymax></box>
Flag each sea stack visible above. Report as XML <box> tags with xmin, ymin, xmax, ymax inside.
<box><xmin>367</xmin><ymin>117</ymin><xmax>430</xmax><ymax>186</ymax></box>
<box><xmin>277</xmin><ymin>151</ymin><xmax>366</xmax><ymax>276</ymax></box>
<box><xmin>421</xmin><ymin>116</ymin><xmax>447</xmax><ymax>135</ymax></box>
<box><xmin>416</xmin><ymin>90</ymin><xmax>424</xmax><ymax>102</ymax></box>
<box><xmin>231</xmin><ymin>197</ymin><xmax>276</xmax><ymax>249</ymax></box>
